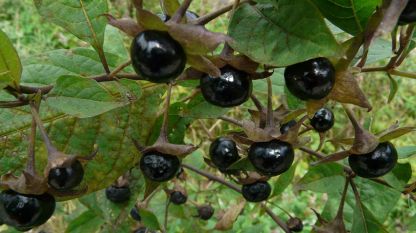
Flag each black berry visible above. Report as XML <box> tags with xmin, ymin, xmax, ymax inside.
<box><xmin>0</xmin><ymin>190</ymin><xmax>55</xmax><ymax>231</ymax></box>
<box><xmin>105</xmin><ymin>185</ymin><xmax>131</xmax><ymax>203</ymax></box>
<box><xmin>280</xmin><ymin>120</ymin><xmax>297</xmax><ymax>134</ymax></box>
<box><xmin>209</xmin><ymin>137</ymin><xmax>240</xmax><ymax>172</ymax></box>
<box><xmin>399</xmin><ymin>1</ymin><xmax>416</xmax><ymax>25</ymax></box>
<box><xmin>131</xmin><ymin>30</ymin><xmax>186</xmax><ymax>83</ymax></box>
<box><xmin>248</xmin><ymin>140</ymin><xmax>294</xmax><ymax>176</ymax></box>
<box><xmin>242</xmin><ymin>181</ymin><xmax>271</xmax><ymax>202</ymax></box>
<box><xmin>348</xmin><ymin>142</ymin><xmax>398</xmax><ymax>178</ymax></box>
<box><xmin>284</xmin><ymin>57</ymin><xmax>335</xmax><ymax>100</ymax></box>
<box><xmin>170</xmin><ymin>191</ymin><xmax>187</xmax><ymax>205</ymax></box>
<box><xmin>139</xmin><ymin>151</ymin><xmax>181</xmax><ymax>182</ymax></box>
<box><xmin>48</xmin><ymin>160</ymin><xmax>84</xmax><ymax>191</ymax></box>
<box><xmin>200</xmin><ymin>65</ymin><xmax>252</xmax><ymax>107</ymax></box>
<box><xmin>130</xmin><ymin>206</ymin><xmax>141</xmax><ymax>221</ymax></box>
<box><xmin>310</xmin><ymin>107</ymin><xmax>334</xmax><ymax>132</ymax></box>
<box><xmin>197</xmin><ymin>205</ymin><xmax>214</xmax><ymax>220</ymax></box>
<box><xmin>287</xmin><ymin>217</ymin><xmax>303</xmax><ymax>232</ymax></box>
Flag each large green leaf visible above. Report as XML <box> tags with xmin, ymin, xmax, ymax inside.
<box><xmin>0</xmin><ymin>85</ymin><xmax>165</xmax><ymax>197</ymax></box>
<box><xmin>66</xmin><ymin>210</ymin><xmax>105</xmax><ymax>233</ymax></box>
<box><xmin>46</xmin><ymin>75</ymin><xmax>127</xmax><ymax>118</ymax></box>
<box><xmin>181</xmin><ymin>94</ymin><xmax>230</xmax><ymax>119</ymax></box>
<box><xmin>228</xmin><ymin>1</ymin><xmax>341</xmax><ymax>67</ymax></box>
<box><xmin>34</xmin><ymin>0</ymin><xmax>108</xmax><ymax>49</ymax></box>
<box><xmin>271</xmin><ymin>161</ymin><xmax>297</xmax><ymax>197</ymax></box>
<box><xmin>294</xmin><ymin>163</ymin><xmax>345</xmax><ymax>194</ymax></box>
<box><xmin>311</xmin><ymin>0</ymin><xmax>381</xmax><ymax>35</ymax></box>
<box><xmin>350</xmin><ymin>204</ymin><xmax>388</xmax><ymax>233</ymax></box>
<box><xmin>0</xmin><ymin>29</ymin><xmax>21</xmax><ymax>88</ymax></box>
<box><xmin>397</xmin><ymin>146</ymin><xmax>416</xmax><ymax>159</ymax></box>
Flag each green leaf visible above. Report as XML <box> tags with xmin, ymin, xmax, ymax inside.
<box><xmin>397</xmin><ymin>146</ymin><xmax>416</xmax><ymax>159</ymax></box>
<box><xmin>46</xmin><ymin>75</ymin><xmax>126</xmax><ymax>118</ymax></box>
<box><xmin>294</xmin><ymin>163</ymin><xmax>345</xmax><ymax>193</ymax></box>
<box><xmin>351</xmin><ymin>203</ymin><xmax>388</xmax><ymax>233</ymax></box>
<box><xmin>149</xmin><ymin>102</ymin><xmax>193</xmax><ymax>144</ymax></box>
<box><xmin>285</xmin><ymin>86</ymin><xmax>305</xmax><ymax>110</ymax></box>
<box><xmin>228</xmin><ymin>1</ymin><xmax>341</xmax><ymax>67</ymax></box>
<box><xmin>228</xmin><ymin>157</ymin><xmax>256</xmax><ymax>172</ymax></box>
<box><xmin>0</xmin><ymin>86</ymin><xmax>164</xmax><ymax>197</ymax></box>
<box><xmin>383</xmin><ymin>163</ymin><xmax>412</xmax><ymax>190</ymax></box>
<box><xmin>66</xmin><ymin>210</ymin><xmax>105</xmax><ymax>233</ymax></box>
<box><xmin>253</xmin><ymin>69</ymin><xmax>285</xmax><ymax>96</ymax></box>
<box><xmin>139</xmin><ymin>208</ymin><xmax>162</xmax><ymax>231</ymax></box>
<box><xmin>34</xmin><ymin>0</ymin><xmax>108</xmax><ymax>49</ymax></box>
<box><xmin>0</xmin><ymin>29</ymin><xmax>21</xmax><ymax>88</ymax></box>
<box><xmin>271</xmin><ymin>161</ymin><xmax>297</xmax><ymax>197</ymax></box>
<box><xmin>387</xmin><ymin>74</ymin><xmax>398</xmax><ymax>103</ymax></box>
<box><xmin>181</xmin><ymin>94</ymin><xmax>230</xmax><ymax>119</ymax></box>
<box><xmin>311</xmin><ymin>0</ymin><xmax>381</xmax><ymax>35</ymax></box>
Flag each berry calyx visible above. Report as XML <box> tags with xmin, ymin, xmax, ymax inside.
<box><xmin>399</xmin><ymin>1</ymin><xmax>416</xmax><ymax>25</ymax></box>
<box><xmin>310</xmin><ymin>107</ymin><xmax>334</xmax><ymax>132</ymax></box>
<box><xmin>170</xmin><ymin>191</ymin><xmax>187</xmax><ymax>205</ymax></box>
<box><xmin>139</xmin><ymin>151</ymin><xmax>181</xmax><ymax>182</ymax></box>
<box><xmin>287</xmin><ymin>217</ymin><xmax>303</xmax><ymax>232</ymax></box>
<box><xmin>241</xmin><ymin>181</ymin><xmax>271</xmax><ymax>202</ymax></box>
<box><xmin>130</xmin><ymin>206</ymin><xmax>141</xmax><ymax>221</ymax></box>
<box><xmin>248</xmin><ymin>140</ymin><xmax>294</xmax><ymax>176</ymax></box>
<box><xmin>348</xmin><ymin>142</ymin><xmax>398</xmax><ymax>178</ymax></box>
<box><xmin>200</xmin><ymin>65</ymin><xmax>252</xmax><ymax>107</ymax></box>
<box><xmin>0</xmin><ymin>190</ymin><xmax>55</xmax><ymax>231</ymax></box>
<box><xmin>105</xmin><ymin>185</ymin><xmax>131</xmax><ymax>203</ymax></box>
<box><xmin>280</xmin><ymin>120</ymin><xmax>297</xmax><ymax>134</ymax></box>
<box><xmin>209</xmin><ymin>137</ymin><xmax>240</xmax><ymax>172</ymax></box>
<box><xmin>48</xmin><ymin>160</ymin><xmax>84</xmax><ymax>191</ymax></box>
<box><xmin>197</xmin><ymin>205</ymin><xmax>214</xmax><ymax>220</ymax></box>
<box><xmin>130</xmin><ymin>30</ymin><xmax>186</xmax><ymax>83</ymax></box>
<box><xmin>284</xmin><ymin>57</ymin><xmax>335</xmax><ymax>100</ymax></box>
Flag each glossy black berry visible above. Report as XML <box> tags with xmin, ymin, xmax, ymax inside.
<box><xmin>209</xmin><ymin>137</ymin><xmax>240</xmax><ymax>172</ymax></box>
<box><xmin>131</xmin><ymin>30</ymin><xmax>186</xmax><ymax>83</ymax></box>
<box><xmin>287</xmin><ymin>217</ymin><xmax>303</xmax><ymax>232</ymax></box>
<box><xmin>170</xmin><ymin>191</ymin><xmax>187</xmax><ymax>205</ymax></box>
<box><xmin>242</xmin><ymin>181</ymin><xmax>271</xmax><ymax>202</ymax></box>
<box><xmin>0</xmin><ymin>190</ymin><xmax>55</xmax><ymax>231</ymax></box>
<box><xmin>48</xmin><ymin>160</ymin><xmax>84</xmax><ymax>191</ymax></box>
<box><xmin>310</xmin><ymin>107</ymin><xmax>334</xmax><ymax>132</ymax></box>
<box><xmin>200</xmin><ymin>65</ymin><xmax>252</xmax><ymax>107</ymax></box>
<box><xmin>197</xmin><ymin>205</ymin><xmax>214</xmax><ymax>220</ymax></box>
<box><xmin>280</xmin><ymin>120</ymin><xmax>297</xmax><ymax>134</ymax></box>
<box><xmin>105</xmin><ymin>185</ymin><xmax>131</xmax><ymax>203</ymax></box>
<box><xmin>248</xmin><ymin>140</ymin><xmax>294</xmax><ymax>176</ymax></box>
<box><xmin>399</xmin><ymin>1</ymin><xmax>416</xmax><ymax>25</ymax></box>
<box><xmin>284</xmin><ymin>57</ymin><xmax>335</xmax><ymax>100</ymax></box>
<box><xmin>139</xmin><ymin>151</ymin><xmax>181</xmax><ymax>182</ymax></box>
<box><xmin>130</xmin><ymin>206</ymin><xmax>141</xmax><ymax>221</ymax></box>
<box><xmin>348</xmin><ymin>142</ymin><xmax>398</xmax><ymax>178</ymax></box>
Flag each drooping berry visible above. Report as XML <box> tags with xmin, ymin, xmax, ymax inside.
<box><xmin>280</xmin><ymin>120</ymin><xmax>297</xmax><ymax>134</ymax></box>
<box><xmin>399</xmin><ymin>1</ymin><xmax>416</xmax><ymax>25</ymax></box>
<box><xmin>170</xmin><ymin>191</ymin><xmax>187</xmax><ymax>205</ymax></box>
<box><xmin>130</xmin><ymin>206</ymin><xmax>141</xmax><ymax>221</ymax></box>
<box><xmin>131</xmin><ymin>30</ymin><xmax>186</xmax><ymax>83</ymax></box>
<box><xmin>139</xmin><ymin>151</ymin><xmax>181</xmax><ymax>182</ymax></box>
<box><xmin>242</xmin><ymin>181</ymin><xmax>271</xmax><ymax>202</ymax></box>
<box><xmin>105</xmin><ymin>185</ymin><xmax>131</xmax><ymax>203</ymax></box>
<box><xmin>197</xmin><ymin>205</ymin><xmax>214</xmax><ymax>220</ymax></box>
<box><xmin>287</xmin><ymin>217</ymin><xmax>304</xmax><ymax>232</ymax></box>
<box><xmin>248</xmin><ymin>140</ymin><xmax>294</xmax><ymax>176</ymax></box>
<box><xmin>0</xmin><ymin>190</ymin><xmax>55</xmax><ymax>231</ymax></box>
<box><xmin>284</xmin><ymin>57</ymin><xmax>335</xmax><ymax>100</ymax></box>
<box><xmin>310</xmin><ymin>107</ymin><xmax>334</xmax><ymax>132</ymax></box>
<box><xmin>209</xmin><ymin>137</ymin><xmax>240</xmax><ymax>172</ymax></box>
<box><xmin>200</xmin><ymin>65</ymin><xmax>252</xmax><ymax>107</ymax></box>
<box><xmin>48</xmin><ymin>160</ymin><xmax>84</xmax><ymax>191</ymax></box>
<box><xmin>348</xmin><ymin>142</ymin><xmax>398</xmax><ymax>178</ymax></box>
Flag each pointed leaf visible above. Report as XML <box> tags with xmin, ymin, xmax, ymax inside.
<box><xmin>139</xmin><ymin>208</ymin><xmax>162</xmax><ymax>231</ymax></box>
<box><xmin>0</xmin><ymin>29</ymin><xmax>21</xmax><ymax>88</ymax></box>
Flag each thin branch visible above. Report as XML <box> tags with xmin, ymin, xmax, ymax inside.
<box><xmin>30</xmin><ymin>103</ymin><xmax>58</xmax><ymax>154</ymax></box>
<box><xmin>193</xmin><ymin>0</ymin><xmax>251</xmax><ymax>25</ymax></box>
<box><xmin>218</xmin><ymin>116</ymin><xmax>243</xmax><ymax>127</ymax></box>
<box><xmin>261</xmin><ymin>203</ymin><xmax>291</xmax><ymax>233</ymax></box>
<box><xmin>0</xmin><ymin>100</ymin><xmax>29</xmax><ymax>108</ymax></box>
<box><xmin>389</xmin><ymin>69</ymin><xmax>416</xmax><ymax>79</ymax></box>
<box><xmin>107</xmin><ymin>60</ymin><xmax>132</xmax><ymax>80</ymax></box>
<box><xmin>169</xmin><ymin>0</ymin><xmax>193</xmax><ymax>23</ymax></box>
<box><xmin>158</xmin><ymin>84</ymin><xmax>173</xmax><ymax>142</ymax></box>
<box><xmin>250</xmin><ymin>94</ymin><xmax>264</xmax><ymax>111</ymax></box>
<box><xmin>26</xmin><ymin>102</ymin><xmax>38</xmax><ymax>175</ymax></box>
<box><xmin>266</xmin><ymin>77</ymin><xmax>273</xmax><ymax>128</ymax></box>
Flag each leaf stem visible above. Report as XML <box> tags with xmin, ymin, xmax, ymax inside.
<box><xmin>266</xmin><ymin>77</ymin><xmax>273</xmax><ymax>128</ymax></box>
<box><xmin>26</xmin><ymin>102</ymin><xmax>39</xmax><ymax>175</ymax></box>
<box><xmin>107</xmin><ymin>60</ymin><xmax>132</xmax><ymax>79</ymax></box>
<box><xmin>218</xmin><ymin>116</ymin><xmax>243</xmax><ymax>127</ymax></box>
<box><xmin>30</xmin><ymin>103</ymin><xmax>58</xmax><ymax>154</ymax></box>
<box><xmin>170</xmin><ymin>0</ymin><xmax>193</xmax><ymax>23</ymax></box>
<box><xmin>158</xmin><ymin>84</ymin><xmax>173</xmax><ymax>142</ymax></box>
<box><xmin>193</xmin><ymin>0</ymin><xmax>251</xmax><ymax>25</ymax></box>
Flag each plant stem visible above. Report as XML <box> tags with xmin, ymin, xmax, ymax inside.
<box><xmin>250</xmin><ymin>94</ymin><xmax>264</xmax><ymax>111</ymax></box>
<box><xmin>182</xmin><ymin>163</ymin><xmax>291</xmax><ymax>232</ymax></box>
<box><xmin>170</xmin><ymin>0</ymin><xmax>192</xmax><ymax>23</ymax></box>
<box><xmin>193</xmin><ymin>0</ymin><xmax>251</xmax><ymax>25</ymax></box>
<box><xmin>218</xmin><ymin>116</ymin><xmax>243</xmax><ymax>127</ymax></box>
<box><xmin>158</xmin><ymin>84</ymin><xmax>173</xmax><ymax>142</ymax></box>
<box><xmin>164</xmin><ymin>199</ymin><xmax>170</xmax><ymax>233</ymax></box>
<box><xmin>26</xmin><ymin>102</ymin><xmax>38</xmax><ymax>175</ymax></box>
<box><xmin>107</xmin><ymin>60</ymin><xmax>132</xmax><ymax>79</ymax></box>
<box><xmin>30</xmin><ymin>103</ymin><xmax>58</xmax><ymax>154</ymax></box>
<box><xmin>266</xmin><ymin>77</ymin><xmax>273</xmax><ymax>128</ymax></box>
<box><xmin>389</xmin><ymin>69</ymin><xmax>416</xmax><ymax>79</ymax></box>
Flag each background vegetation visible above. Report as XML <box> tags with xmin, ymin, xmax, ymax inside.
<box><xmin>0</xmin><ymin>0</ymin><xmax>415</xmax><ymax>232</ymax></box>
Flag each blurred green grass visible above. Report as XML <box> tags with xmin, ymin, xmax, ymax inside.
<box><xmin>0</xmin><ymin>0</ymin><xmax>415</xmax><ymax>232</ymax></box>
